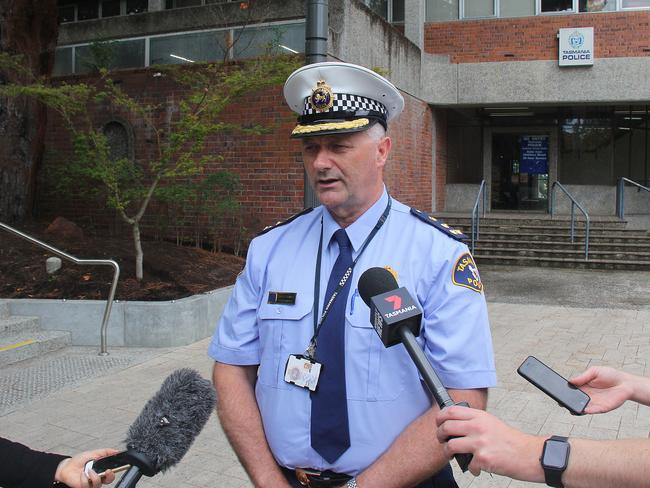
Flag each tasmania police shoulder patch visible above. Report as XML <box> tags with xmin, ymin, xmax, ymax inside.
<box><xmin>410</xmin><ymin>208</ymin><xmax>468</xmax><ymax>242</ymax></box>
<box><xmin>257</xmin><ymin>207</ymin><xmax>314</xmax><ymax>237</ymax></box>
<box><xmin>452</xmin><ymin>253</ymin><xmax>483</xmax><ymax>293</ymax></box>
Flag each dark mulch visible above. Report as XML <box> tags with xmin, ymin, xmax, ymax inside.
<box><xmin>0</xmin><ymin>221</ymin><xmax>245</xmax><ymax>301</ymax></box>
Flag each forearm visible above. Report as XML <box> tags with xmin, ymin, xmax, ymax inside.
<box><xmin>563</xmin><ymin>438</ymin><xmax>650</xmax><ymax>488</ymax></box>
<box><xmin>356</xmin><ymin>389</ymin><xmax>487</xmax><ymax>488</ymax></box>
<box><xmin>212</xmin><ymin>362</ymin><xmax>289</xmax><ymax>488</ymax></box>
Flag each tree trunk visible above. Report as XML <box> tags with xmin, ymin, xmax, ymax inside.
<box><xmin>0</xmin><ymin>0</ymin><xmax>58</xmax><ymax>223</ymax></box>
<box><xmin>132</xmin><ymin>221</ymin><xmax>144</xmax><ymax>281</ymax></box>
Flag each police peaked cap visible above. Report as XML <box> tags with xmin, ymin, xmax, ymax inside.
<box><xmin>284</xmin><ymin>62</ymin><xmax>405</xmax><ymax>138</ymax></box>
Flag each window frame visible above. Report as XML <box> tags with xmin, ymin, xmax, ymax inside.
<box><xmin>54</xmin><ymin>18</ymin><xmax>306</xmax><ymax>75</ymax></box>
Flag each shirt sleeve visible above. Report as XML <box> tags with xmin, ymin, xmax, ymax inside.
<box><xmin>0</xmin><ymin>437</ymin><xmax>68</xmax><ymax>488</ymax></box>
<box><xmin>207</xmin><ymin>238</ymin><xmax>263</xmax><ymax>365</ymax></box>
<box><xmin>420</xmin><ymin>240</ymin><xmax>497</xmax><ymax>389</ymax></box>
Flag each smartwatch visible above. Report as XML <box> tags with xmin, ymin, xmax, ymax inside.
<box><xmin>541</xmin><ymin>435</ymin><xmax>570</xmax><ymax>488</ymax></box>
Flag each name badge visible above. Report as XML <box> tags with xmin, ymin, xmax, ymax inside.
<box><xmin>284</xmin><ymin>354</ymin><xmax>322</xmax><ymax>392</ymax></box>
<box><xmin>268</xmin><ymin>292</ymin><xmax>297</xmax><ymax>305</ymax></box>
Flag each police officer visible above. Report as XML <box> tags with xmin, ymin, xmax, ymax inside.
<box><xmin>209</xmin><ymin>62</ymin><xmax>497</xmax><ymax>488</ymax></box>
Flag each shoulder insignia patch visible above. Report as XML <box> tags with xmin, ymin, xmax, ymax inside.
<box><xmin>452</xmin><ymin>253</ymin><xmax>483</xmax><ymax>293</ymax></box>
<box><xmin>410</xmin><ymin>208</ymin><xmax>468</xmax><ymax>241</ymax></box>
<box><xmin>257</xmin><ymin>207</ymin><xmax>314</xmax><ymax>237</ymax></box>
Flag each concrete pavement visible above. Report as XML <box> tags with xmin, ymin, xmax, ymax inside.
<box><xmin>1</xmin><ymin>266</ymin><xmax>650</xmax><ymax>487</ymax></box>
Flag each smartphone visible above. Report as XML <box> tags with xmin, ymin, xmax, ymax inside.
<box><xmin>84</xmin><ymin>451</ymin><xmax>132</xmax><ymax>478</ymax></box>
<box><xmin>517</xmin><ymin>356</ymin><xmax>590</xmax><ymax>415</ymax></box>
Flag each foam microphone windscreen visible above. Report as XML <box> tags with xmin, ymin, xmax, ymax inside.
<box><xmin>125</xmin><ymin>368</ymin><xmax>216</xmax><ymax>473</ymax></box>
<box><xmin>358</xmin><ymin>267</ymin><xmax>399</xmax><ymax>307</ymax></box>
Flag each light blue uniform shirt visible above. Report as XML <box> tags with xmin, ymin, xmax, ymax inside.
<box><xmin>208</xmin><ymin>188</ymin><xmax>496</xmax><ymax>475</ymax></box>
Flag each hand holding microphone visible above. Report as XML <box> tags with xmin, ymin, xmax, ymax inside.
<box><xmin>86</xmin><ymin>368</ymin><xmax>216</xmax><ymax>488</ymax></box>
<box><xmin>357</xmin><ymin>267</ymin><xmax>473</xmax><ymax>472</ymax></box>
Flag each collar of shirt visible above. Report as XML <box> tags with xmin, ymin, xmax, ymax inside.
<box><xmin>321</xmin><ymin>186</ymin><xmax>389</xmax><ymax>256</ymax></box>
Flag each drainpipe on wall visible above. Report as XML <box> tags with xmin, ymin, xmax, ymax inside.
<box><xmin>303</xmin><ymin>0</ymin><xmax>328</xmax><ymax>207</ymax></box>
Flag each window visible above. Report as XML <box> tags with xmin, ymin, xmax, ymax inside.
<box><xmin>501</xmin><ymin>0</ymin><xmax>535</xmax><ymax>17</ymax></box>
<box><xmin>165</xmin><ymin>0</ymin><xmax>202</xmax><ymax>7</ymax></box>
<box><xmin>579</xmin><ymin>0</ymin><xmax>615</xmax><ymax>11</ymax></box>
<box><xmin>126</xmin><ymin>0</ymin><xmax>147</xmax><ymax>14</ymax></box>
<box><xmin>103</xmin><ymin>121</ymin><xmax>132</xmax><ymax>162</ymax></box>
<box><xmin>101</xmin><ymin>0</ymin><xmax>121</xmax><ymax>17</ymax></box>
<box><xmin>53</xmin><ymin>47</ymin><xmax>73</xmax><ymax>75</ymax></box>
<box><xmin>78</xmin><ymin>1</ymin><xmax>99</xmax><ymax>20</ymax></box>
<box><xmin>75</xmin><ymin>39</ymin><xmax>145</xmax><ymax>73</ymax></box>
<box><xmin>540</xmin><ymin>0</ymin><xmax>573</xmax><ymax>12</ymax></box>
<box><xmin>622</xmin><ymin>0</ymin><xmax>650</xmax><ymax>7</ymax></box>
<box><xmin>426</xmin><ymin>0</ymin><xmax>459</xmax><ymax>21</ymax></box>
<box><xmin>58</xmin><ymin>5</ymin><xmax>75</xmax><ymax>22</ymax></box>
<box><xmin>150</xmin><ymin>30</ymin><xmax>228</xmax><ymax>65</ymax></box>
<box><xmin>463</xmin><ymin>0</ymin><xmax>495</xmax><ymax>18</ymax></box>
<box><xmin>233</xmin><ymin>23</ymin><xmax>305</xmax><ymax>59</ymax></box>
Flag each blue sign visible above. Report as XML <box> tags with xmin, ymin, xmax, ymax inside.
<box><xmin>519</xmin><ymin>136</ymin><xmax>548</xmax><ymax>175</ymax></box>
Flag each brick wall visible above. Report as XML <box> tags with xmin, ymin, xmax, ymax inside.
<box><xmin>385</xmin><ymin>93</ymin><xmax>434</xmax><ymax>211</ymax></box>
<box><xmin>425</xmin><ymin>10</ymin><xmax>650</xmax><ymax>63</ymax></box>
<box><xmin>38</xmin><ymin>67</ymin><xmax>434</xmax><ymax>245</ymax></box>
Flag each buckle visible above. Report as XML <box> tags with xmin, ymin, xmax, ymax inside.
<box><xmin>295</xmin><ymin>468</ymin><xmax>321</xmax><ymax>486</ymax></box>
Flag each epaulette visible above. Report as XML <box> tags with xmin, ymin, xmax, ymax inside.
<box><xmin>257</xmin><ymin>207</ymin><xmax>314</xmax><ymax>237</ymax></box>
<box><xmin>410</xmin><ymin>208</ymin><xmax>468</xmax><ymax>242</ymax></box>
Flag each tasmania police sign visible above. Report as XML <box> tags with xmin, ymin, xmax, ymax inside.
<box><xmin>558</xmin><ymin>27</ymin><xmax>594</xmax><ymax>66</ymax></box>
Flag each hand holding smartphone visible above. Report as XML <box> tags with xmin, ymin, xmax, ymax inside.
<box><xmin>517</xmin><ymin>356</ymin><xmax>590</xmax><ymax>415</ymax></box>
<box><xmin>84</xmin><ymin>451</ymin><xmax>132</xmax><ymax>479</ymax></box>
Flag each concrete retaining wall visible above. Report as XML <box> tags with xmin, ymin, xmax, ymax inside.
<box><xmin>5</xmin><ymin>286</ymin><xmax>233</xmax><ymax>348</ymax></box>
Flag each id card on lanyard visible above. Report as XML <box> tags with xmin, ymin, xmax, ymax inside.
<box><xmin>284</xmin><ymin>196</ymin><xmax>392</xmax><ymax>391</ymax></box>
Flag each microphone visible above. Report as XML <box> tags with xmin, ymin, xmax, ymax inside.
<box><xmin>358</xmin><ymin>267</ymin><xmax>472</xmax><ymax>472</ymax></box>
<box><xmin>113</xmin><ymin>368</ymin><xmax>216</xmax><ymax>487</ymax></box>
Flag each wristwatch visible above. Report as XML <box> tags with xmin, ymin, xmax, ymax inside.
<box><xmin>346</xmin><ymin>478</ymin><xmax>358</xmax><ymax>488</ymax></box>
<box><xmin>541</xmin><ymin>435</ymin><xmax>570</xmax><ymax>487</ymax></box>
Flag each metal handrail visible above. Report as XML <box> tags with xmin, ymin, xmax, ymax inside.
<box><xmin>470</xmin><ymin>180</ymin><xmax>487</xmax><ymax>254</ymax></box>
<box><xmin>0</xmin><ymin>222</ymin><xmax>119</xmax><ymax>355</ymax></box>
<box><xmin>616</xmin><ymin>177</ymin><xmax>650</xmax><ymax>220</ymax></box>
<box><xmin>549</xmin><ymin>182</ymin><xmax>590</xmax><ymax>260</ymax></box>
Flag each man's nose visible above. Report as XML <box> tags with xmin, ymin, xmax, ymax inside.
<box><xmin>311</xmin><ymin>148</ymin><xmax>333</xmax><ymax>170</ymax></box>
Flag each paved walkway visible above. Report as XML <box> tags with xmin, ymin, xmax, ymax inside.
<box><xmin>1</xmin><ymin>267</ymin><xmax>649</xmax><ymax>487</ymax></box>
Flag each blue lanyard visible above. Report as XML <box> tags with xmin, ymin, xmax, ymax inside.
<box><xmin>306</xmin><ymin>196</ymin><xmax>392</xmax><ymax>357</ymax></box>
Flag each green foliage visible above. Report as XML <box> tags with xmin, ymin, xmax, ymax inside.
<box><xmin>1</xmin><ymin>50</ymin><xmax>301</xmax><ymax>277</ymax></box>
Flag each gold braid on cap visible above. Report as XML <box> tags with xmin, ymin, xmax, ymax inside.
<box><xmin>291</xmin><ymin>118</ymin><xmax>370</xmax><ymax>136</ymax></box>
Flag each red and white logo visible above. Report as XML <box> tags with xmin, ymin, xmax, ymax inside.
<box><xmin>384</xmin><ymin>295</ymin><xmax>402</xmax><ymax>311</ymax></box>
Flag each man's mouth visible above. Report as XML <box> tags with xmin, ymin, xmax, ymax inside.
<box><xmin>317</xmin><ymin>178</ymin><xmax>340</xmax><ymax>187</ymax></box>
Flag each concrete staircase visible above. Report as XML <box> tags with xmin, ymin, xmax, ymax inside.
<box><xmin>439</xmin><ymin>214</ymin><xmax>650</xmax><ymax>270</ymax></box>
<box><xmin>0</xmin><ymin>301</ymin><xmax>71</xmax><ymax>367</ymax></box>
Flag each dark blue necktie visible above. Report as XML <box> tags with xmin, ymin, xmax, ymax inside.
<box><xmin>310</xmin><ymin>228</ymin><xmax>353</xmax><ymax>463</ymax></box>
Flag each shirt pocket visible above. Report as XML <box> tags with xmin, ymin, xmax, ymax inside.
<box><xmin>346</xmin><ymin>305</ymin><xmax>408</xmax><ymax>402</ymax></box>
<box><xmin>257</xmin><ymin>300</ymin><xmax>312</xmax><ymax>389</ymax></box>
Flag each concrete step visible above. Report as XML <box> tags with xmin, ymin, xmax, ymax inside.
<box><xmin>474</xmin><ymin>254</ymin><xmax>650</xmax><ymax>270</ymax></box>
<box><xmin>473</xmin><ymin>231</ymin><xmax>650</xmax><ymax>244</ymax></box>
<box><xmin>0</xmin><ymin>330</ymin><xmax>72</xmax><ymax>367</ymax></box>
<box><xmin>0</xmin><ymin>316</ymin><xmax>41</xmax><ymax>336</ymax></box>
<box><xmin>455</xmin><ymin>224</ymin><xmax>648</xmax><ymax>237</ymax></box>
<box><xmin>476</xmin><ymin>239</ymin><xmax>650</xmax><ymax>252</ymax></box>
<box><xmin>475</xmin><ymin>246</ymin><xmax>650</xmax><ymax>261</ymax></box>
<box><xmin>439</xmin><ymin>215</ymin><xmax>629</xmax><ymax>229</ymax></box>
<box><xmin>0</xmin><ymin>301</ymin><xmax>9</xmax><ymax>319</ymax></box>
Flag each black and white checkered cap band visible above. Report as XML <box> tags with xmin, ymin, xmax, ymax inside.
<box><xmin>303</xmin><ymin>93</ymin><xmax>387</xmax><ymax>116</ymax></box>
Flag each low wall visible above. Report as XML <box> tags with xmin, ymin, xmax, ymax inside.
<box><xmin>5</xmin><ymin>286</ymin><xmax>233</xmax><ymax>348</ymax></box>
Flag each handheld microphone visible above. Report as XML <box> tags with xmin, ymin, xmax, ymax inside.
<box><xmin>113</xmin><ymin>368</ymin><xmax>216</xmax><ymax>488</ymax></box>
<box><xmin>358</xmin><ymin>267</ymin><xmax>473</xmax><ymax>472</ymax></box>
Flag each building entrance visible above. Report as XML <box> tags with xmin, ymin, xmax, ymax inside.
<box><xmin>491</xmin><ymin>133</ymin><xmax>549</xmax><ymax>211</ymax></box>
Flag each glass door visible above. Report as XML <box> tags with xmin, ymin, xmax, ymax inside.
<box><xmin>491</xmin><ymin>133</ymin><xmax>549</xmax><ymax>211</ymax></box>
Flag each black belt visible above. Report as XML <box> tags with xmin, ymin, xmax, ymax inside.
<box><xmin>282</xmin><ymin>467</ymin><xmax>352</xmax><ymax>487</ymax></box>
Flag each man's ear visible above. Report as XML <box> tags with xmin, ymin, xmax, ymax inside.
<box><xmin>376</xmin><ymin>136</ymin><xmax>392</xmax><ymax>167</ymax></box>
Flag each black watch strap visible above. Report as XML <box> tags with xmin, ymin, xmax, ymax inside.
<box><xmin>542</xmin><ymin>435</ymin><xmax>569</xmax><ymax>488</ymax></box>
